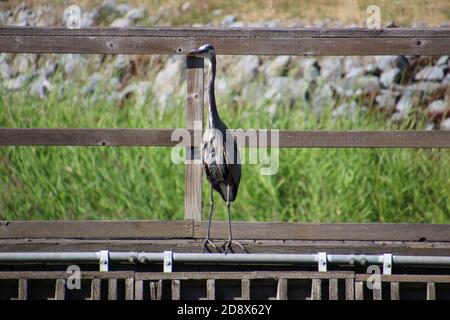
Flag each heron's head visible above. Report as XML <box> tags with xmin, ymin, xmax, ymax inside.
<box><xmin>187</xmin><ymin>44</ymin><xmax>216</xmax><ymax>60</ymax></box>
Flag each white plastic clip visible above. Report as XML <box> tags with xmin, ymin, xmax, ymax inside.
<box><xmin>383</xmin><ymin>253</ymin><xmax>392</xmax><ymax>274</ymax></box>
<box><xmin>318</xmin><ymin>252</ymin><xmax>327</xmax><ymax>272</ymax></box>
<box><xmin>164</xmin><ymin>251</ymin><xmax>173</xmax><ymax>273</ymax></box>
<box><xmin>99</xmin><ymin>250</ymin><xmax>109</xmax><ymax>272</ymax></box>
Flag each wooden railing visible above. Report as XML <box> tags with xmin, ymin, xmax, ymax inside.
<box><xmin>1</xmin><ymin>27</ymin><xmax>450</xmax><ymax>221</ymax></box>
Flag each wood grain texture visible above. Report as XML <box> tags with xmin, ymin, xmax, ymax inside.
<box><xmin>426</xmin><ymin>282</ymin><xmax>436</xmax><ymax>300</ymax></box>
<box><xmin>390</xmin><ymin>282</ymin><xmax>400</xmax><ymax>300</ymax></box>
<box><xmin>18</xmin><ymin>279</ymin><xmax>27</xmax><ymax>300</ymax></box>
<box><xmin>206</xmin><ymin>279</ymin><xmax>215</xmax><ymax>300</ymax></box>
<box><xmin>0</xmin><ymin>220</ymin><xmax>193</xmax><ymax>239</ymax></box>
<box><xmin>0</xmin><ymin>27</ymin><xmax>449</xmax><ymax>55</ymax></box>
<box><xmin>185</xmin><ymin>56</ymin><xmax>204</xmax><ymax>220</ymax></box>
<box><xmin>108</xmin><ymin>279</ymin><xmax>117</xmax><ymax>300</ymax></box>
<box><xmin>54</xmin><ymin>279</ymin><xmax>66</xmax><ymax>300</ymax></box>
<box><xmin>125</xmin><ymin>278</ymin><xmax>134</xmax><ymax>300</ymax></box>
<box><xmin>0</xmin><ymin>271</ymin><xmax>134</xmax><ymax>279</ymax></box>
<box><xmin>345</xmin><ymin>278</ymin><xmax>354</xmax><ymax>300</ymax></box>
<box><xmin>2</xmin><ymin>129</ymin><xmax>450</xmax><ymax>148</ymax></box>
<box><xmin>171</xmin><ymin>280</ymin><xmax>181</xmax><ymax>300</ymax></box>
<box><xmin>276</xmin><ymin>278</ymin><xmax>288</xmax><ymax>300</ymax></box>
<box><xmin>311</xmin><ymin>279</ymin><xmax>321</xmax><ymax>300</ymax></box>
<box><xmin>355</xmin><ymin>281</ymin><xmax>364</xmax><ymax>300</ymax></box>
<box><xmin>134</xmin><ymin>280</ymin><xmax>144</xmax><ymax>300</ymax></box>
<box><xmin>373</xmin><ymin>286</ymin><xmax>382</xmax><ymax>300</ymax></box>
<box><xmin>3</xmin><ymin>239</ymin><xmax>450</xmax><ymax>256</ymax></box>
<box><xmin>241</xmin><ymin>279</ymin><xmax>250</xmax><ymax>300</ymax></box>
<box><xmin>329</xmin><ymin>278</ymin><xmax>338</xmax><ymax>300</ymax></box>
<box><xmin>91</xmin><ymin>279</ymin><xmax>101</xmax><ymax>300</ymax></box>
<box><xmin>135</xmin><ymin>271</ymin><xmax>354</xmax><ymax>281</ymax></box>
<box><xmin>194</xmin><ymin>221</ymin><xmax>450</xmax><ymax>241</ymax></box>
<box><xmin>150</xmin><ymin>280</ymin><xmax>162</xmax><ymax>300</ymax></box>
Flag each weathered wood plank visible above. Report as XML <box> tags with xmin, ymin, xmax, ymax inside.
<box><xmin>18</xmin><ymin>279</ymin><xmax>27</xmax><ymax>300</ymax></box>
<box><xmin>276</xmin><ymin>278</ymin><xmax>288</xmax><ymax>300</ymax></box>
<box><xmin>134</xmin><ymin>280</ymin><xmax>144</xmax><ymax>300</ymax></box>
<box><xmin>3</xmin><ymin>238</ymin><xmax>450</xmax><ymax>256</ymax></box>
<box><xmin>390</xmin><ymin>282</ymin><xmax>400</xmax><ymax>300</ymax></box>
<box><xmin>185</xmin><ymin>56</ymin><xmax>204</xmax><ymax>221</ymax></box>
<box><xmin>91</xmin><ymin>279</ymin><xmax>101</xmax><ymax>300</ymax></box>
<box><xmin>241</xmin><ymin>279</ymin><xmax>250</xmax><ymax>300</ymax></box>
<box><xmin>427</xmin><ymin>282</ymin><xmax>436</xmax><ymax>300</ymax></box>
<box><xmin>125</xmin><ymin>278</ymin><xmax>134</xmax><ymax>300</ymax></box>
<box><xmin>194</xmin><ymin>222</ymin><xmax>450</xmax><ymax>241</ymax></box>
<box><xmin>345</xmin><ymin>278</ymin><xmax>354</xmax><ymax>300</ymax></box>
<box><xmin>356</xmin><ymin>274</ymin><xmax>450</xmax><ymax>283</ymax></box>
<box><xmin>373</xmin><ymin>286</ymin><xmax>382</xmax><ymax>300</ymax></box>
<box><xmin>0</xmin><ymin>220</ymin><xmax>193</xmax><ymax>239</ymax></box>
<box><xmin>329</xmin><ymin>278</ymin><xmax>338</xmax><ymax>300</ymax></box>
<box><xmin>355</xmin><ymin>281</ymin><xmax>364</xmax><ymax>300</ymax></box>
<box><xmin>311</xmin><ymin>279</ymin><xmax>321</xmax><ymax>300</ymax></box>
<box><xmin>108</xmin><ymin>279</ymin><xmax>117</xmax><ymax>300</ymax></box>
<box><xmin>135</xmin><ymin>271</ymin><xmax>354</xmax><ymax>281</ymax></box>
<box><xmin>54</xmin><ymin>279</ymin><xmax>66</xmax><ymax>300</ymax></box>
<box><xmin>2</xmin><ymin>129</ymin><xmax>450</xmax><ymax>148</ymax></box>
<box><xmin>150</xmin><ymin>280</ymin><xmax>163</xmax><ymax>300</ymax></box>
<box><xmin>1</xmin><ymin>27</ymin><xmax>449</xmax><ymax>38</ymax></box>
<box><xmin>206</xmin><ymin>279</ymin><xmax>215</xmax><ymax>300</ymax></box>
<box><xmin>0</xmin><ymin>27</ymin><xmax>449</xmax><ymax>55</ymax></box>
<box><xmin>0</xmin><ymin>271</ymin><xmax>134</xmax><ymax>280</ymax></box>
<box><xmin>171</xmin><ymin>280</ymin><xmax>181</xmax><ymax>300</ymax></box>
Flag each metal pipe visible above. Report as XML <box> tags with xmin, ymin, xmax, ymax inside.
<box><xmin>0</xmin><ymin>251</ymin><xmax>449</xmax><ymax>267</ymax></box>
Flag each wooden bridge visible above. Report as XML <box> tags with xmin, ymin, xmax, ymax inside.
<box><xmin>0</xmin><ymin>26</ymin><xmax>450</xmax><ymax>300</ymax></box>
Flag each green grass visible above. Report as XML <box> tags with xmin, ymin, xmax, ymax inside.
<box><xmin>1</xmin><ymin>76</ymin><xmax>449</xmax><ymax>223</ymax></box>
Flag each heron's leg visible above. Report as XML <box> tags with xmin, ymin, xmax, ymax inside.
<box><xmin>202</xmin><ymin>184</ymin><xmax>218</xmax><ymax>253</ymax></box>
<box><xmin>222</xmin><ymin>186</ymin><xmax>247</xmax><ymax>254</ymax></box>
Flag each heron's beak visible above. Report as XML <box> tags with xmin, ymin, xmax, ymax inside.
<box><xmin>187</xmin><ymin>48</ymin><xmax>204</xmax><ymax>57</ymax></box>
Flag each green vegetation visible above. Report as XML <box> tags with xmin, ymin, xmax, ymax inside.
<box><xmin>1</xmin><ymin>76</ymin><xmax>449</xmax><ymax>223</ymax></box>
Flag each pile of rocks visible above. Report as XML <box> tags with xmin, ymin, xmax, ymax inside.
<box><xmin>1</xmin><ymin>1</ymin><xmax>449</xmax><ymax>129</ymax></box>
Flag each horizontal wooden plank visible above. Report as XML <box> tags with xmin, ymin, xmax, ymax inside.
<box><xmin>2</xmin><ymin>129</ymin><xmax>450</xmax><ymax>148</ymax></box>
<box><xmin>2</xmin><ymin>239</ymin><xmax>450</xmax><ymax>256</ymax></box>
<box><xmin>0</xmin><ymin>220</ymin><xmax>193</xmax><ymax>239</ymax></box>
<box><xmin>194</xmin><ymin>222</ymin><xmax>450</xmax><ymax>241</ymax></box>
<box><xmin>356</xmin><ymin>274</ymin><xmax>450</xmax><ymax>283</ymax></box>
<box><xmin>135</xmin><ymin>271</ymin><xmax>354</xmax><ymax>280</ymax></box>
<box><xmin>1</xmin><ymin>27</ymin><xmax>449</xmax><ymax>38</ymax></box>
<box><xmin>0</xmin><ymin>271</ymin><xmax>134</xmax><ymax>279</ymax></box>
<box><xmin>0</xmin><ymin>27</ymin><xmax>449</xmax><ymax>55</ymax></box>
<box><xmin>1</xmin><ymin>36</ymin><xmax>447</xmax><ymax>55</ymax></box>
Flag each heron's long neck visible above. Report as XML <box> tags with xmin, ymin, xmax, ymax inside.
<box><xmin>207</xmin><ymin>56</ymin><xmax>220</xmax><ymax>128</ymax></box>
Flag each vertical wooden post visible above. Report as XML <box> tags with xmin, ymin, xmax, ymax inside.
<box><xmin>355</xmin><ymin>281</ymin><xmax>364</xmax><ymax>300</ymax></box>
<box><xmin>134</xmin><ymin>280</ymin><xmax>144</xmax><ymax>300</ymax></box>
<box><xmin>241</xmin><ymin>279</ymin><xmax>250</xmax><ymax>300</ymax></box>
<box><xmin>345</xmin><ymin>278</ymin><xmax>354</xmax><ymax>300</ymax></box>
<box><xmin>108</xmin><ymin>279</ymin><xmax>117</xmax><ymax>300</ymax></box>
<box><xmin>18</xmin><ymin>279</ymin><xmax>28</xmax><ymax>300</ymax></box>
<box><xmin>54</xmin><ymin>279</ymin><xmax>66</xmax><ymax>300</ymax></box>
<box><xmin>329</xmin><ymin>278</ymin><xmax>338</xmax><ymax>300</ymax></box>
<box><xmin>276</xmin><ymin>279</ymin><xmax>288</xmax><ymax>300</ymax></box>
<box><xmin>426</xmin><ymin>282</ymin><xmax>436</xmax><ymax>300</ymax></box>
<box><xmin>91</xmin><ymin>279</ymin><xmax>101</xmax><ymax>300</ymax></box>
<box><xmin>171</xmin><ymin>280</ymin><xmax>181</xmax><ymax>300</ymax></box>
<box><xmin>125</xmin><ymin>278</ymin><xmax>134</xmax><ymax>300</ymax></box>
<box><xmin>311</xmin><ymin>279</ymin><xmax>321</xmax><ymax>300</ymax></box>
<box><xmin>206</xmin><ymin>279</ymin><xmax>215</xmax><ymax>300</ymax></box>
<box><xmin>185</xmin><ymin>56</ymin><xmax>204</xmax><ymax>221</ymax></box>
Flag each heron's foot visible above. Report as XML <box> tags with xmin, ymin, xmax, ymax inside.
<box><xmin>202</xmin><ymin>238</ymin><xmax>219</xmax><ymax>253</ymax></box>
<box><xmin>221</xmin><ymin>238</ymin><xmax>247</xmax><ymax>254</ymax></box>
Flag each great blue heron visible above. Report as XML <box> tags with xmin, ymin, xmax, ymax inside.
<box><xmin>187</xmin><ymin>44</ymin><xmax>245</xmax><ymax>254</ymax></box>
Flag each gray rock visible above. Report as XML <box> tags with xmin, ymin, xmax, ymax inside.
<box><xmin>332</xmin><ymin>101</ymin><xmax>357</xmax><ymax>118</ymax></box>
<box><xmin>380</xmin><ymin>68</ymin><xmax>400</xmax><ymax>88</ymax></box>
<box><xmin>61</xmin><ymin>54</ymin><xmax>85</xmax><ymax>76</ymax></box>
<box><xmin>102</xmin><ymin>0</ymin><xmax>118</xmax><ymax>9</ymax></box>
<box><xmin>116</xmin><ymin>4</ymin><xmax>131</xmax><ymax>15</ymax></box>
<box><xmin>153</xmin><ymin>58</ymin><xmax>184</xmax><ymax>106</ymax></box>
<box><xmin>344</xmin><ymin>57</ymin><xmax>362</xmax><ymax>74</ymax></box>
<box><xmin>345</xmin><ymin>67</ymin><xmax>364</xmax><ymax>79</ymax></box>
<box><xmin>110</xmin><ymin>18</ymin><xmax>130</xmax><ymax>27</ymax></box>
<box><xmin>30</xmin><ymin>76</ymin><xmax>52</xmax><ymax>98</ymax></box>
<box><xmin>181</xmin><ymin>2</ymin><xmax>193</xmax><ymax>12</ymax></box>
<box><xmin>405</xmin><ymin>82</ymin><xmax>443</xmax><ymax>95</ymax></box>
<box><xmin>120</xmin><ymin>81</ymin><xmax>152</xmax><ymax>105</ymax></box>
<box><xmin>113</xmin><ymin>54</ymin><xmax>129</xmax><ymax>71</ymax></box>
<box><xmin>440</xmin><ymin>118</ymin><xmax>450</xmax><ymax>130</ymax></box>
<box><xmin>427</xmin><ymin>100</ymin><xmax>448</xmax><ymax>118</ymax></box>
<box><xmin>374</xmin><ymin>56</ymin><xmax>397</xmax><ymax>71</ymax></box>
<box><xmin>264</xmin><ymin>56</ymin><xmax>291</xmax><ymax>76</ymax></box>
<box><xmin>395</xmin><ymin>92</ymin><xmax>419</xmax><ymax>114</ymax></box>
<box><xmin>375</xmin><ymin>90</ymin><xmax>397</xmax><ymax>111</ymax></box>
<box><xmin>443</xmin><ymin>73</ymin><xmax>450</xmax><ymax>85</ymax></box>
<box><xmin>83</xmin><ymin>73</ymin><xmax>104</xmax><ymax>94</ymax></box>
<box><xmin>81</xmin><ymin>10</ymin><xmax>97</xmax><ymax>27</ymax></box>
<box><xmin>312</xmin><ymin>84</ymin><xmax>334</xmax><ymax>110</ymax></box>
<box><xmin>222</xmin><ymin>15</ymin><xmax>237</xmax><ymax>26</ymax></box>
<box><xmin>319</xmin><ymin>57</ymin><xmax>342</xmax><ymax>81</ymax></box>
<box><xmin>231</xmin><ymin>56</ymin><xmax>260</xmax><ymax>88</ymax></box>
<box><xmin>415</xmin><ymin>66</ymin><xmax>445</xmax><ymax>81</ymax></box>
<box><xmin>333</xmin><ymin>76</ymin><xmax>379</xmax><ymax>97</ymax></box>
<box><xmin>126</xmin><ymin>8</ymin><xmax>145</xmax><ymax>21</ymax></box>
<box><xmin>11</xmin><ymin>55</ymin><xmax>36</xmax><ymax>76</ymax></box>
<box><xmin>436</xmin><ymin>55</ymin><xmax>449</xmax><ymax>66</ymax></box>
<box><xmin>4</xmin><ymin>75</ymin><xmax>29</xmax><ymax>90</ymax></box>
<box><xmin>299</xmin><ymin>58</ymin><xmax>319</xmax><ymax>82</ymax></box>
